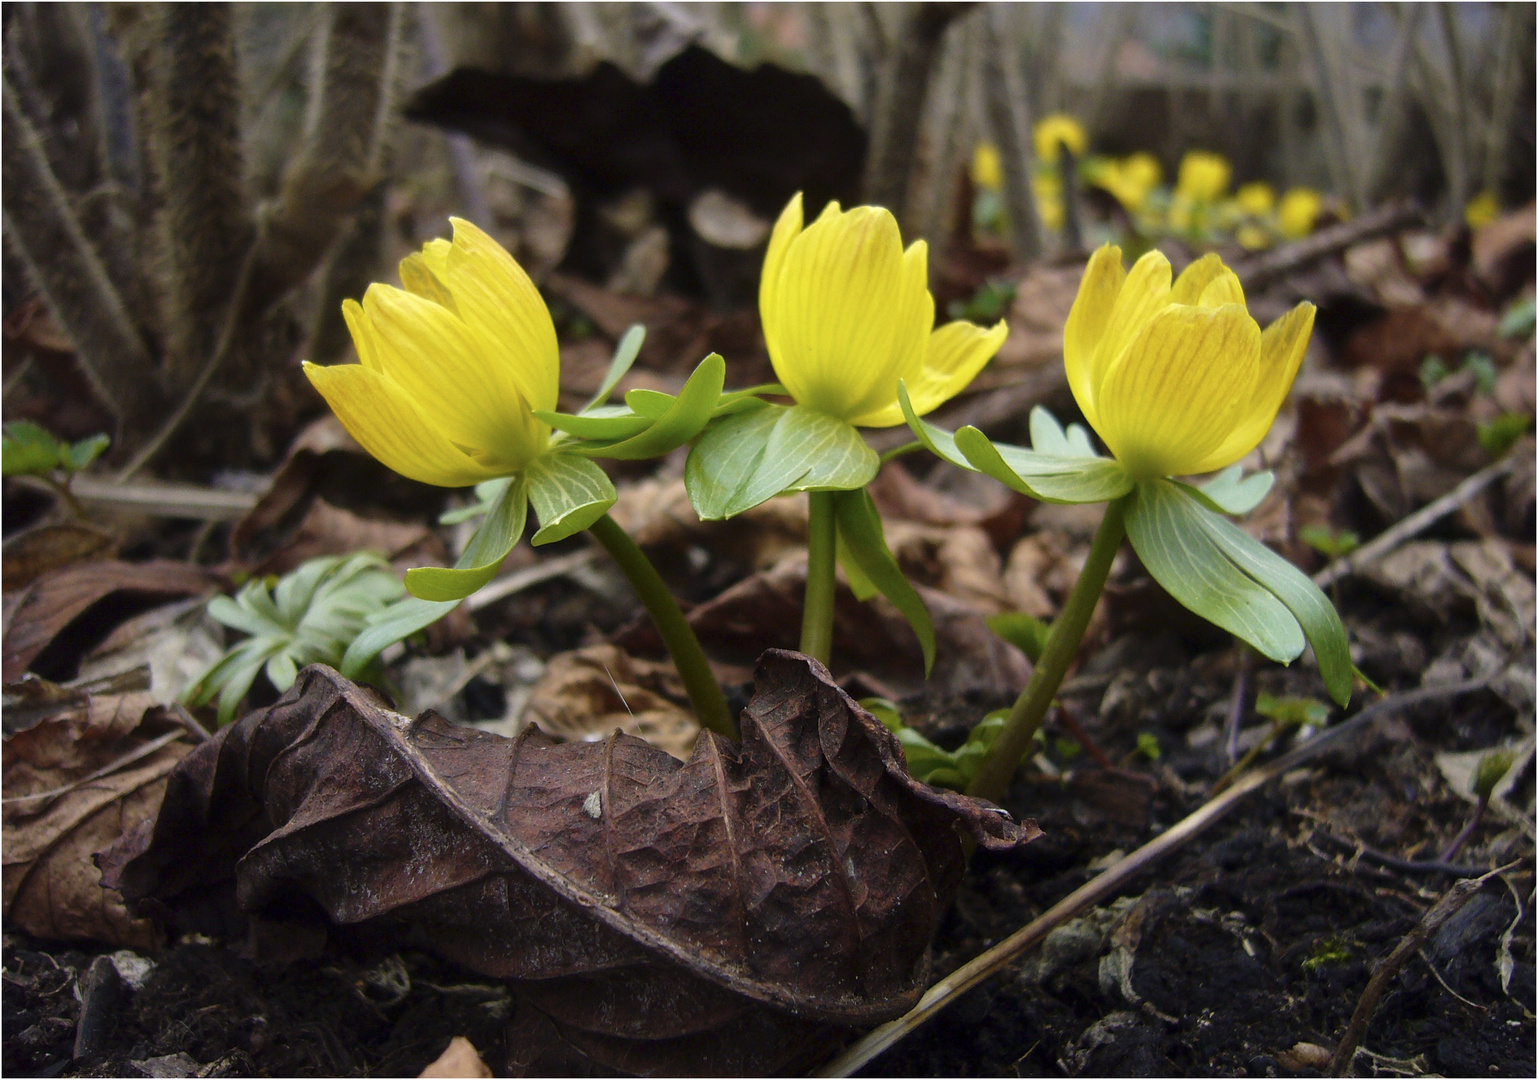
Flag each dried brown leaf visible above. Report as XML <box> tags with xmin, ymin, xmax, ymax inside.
<box><xmin>3</xmin><ymin>693</ymin><xmax>189</xmax><ymax>948</ymax></box>
<box><xmin>2</xmin><ymin>522</ymin><xmax>117</xmax><ymax>590</ymax></box>
<box><xmin>104</xmin><ymin>657</ymin><xmax>1033</xmax><ymax>1073</ymax></box>
<box><xmin>523</xmin><ymin>644</ymin><xmax>700</xmax><ymax>761</ymax></box>
<box><xmin>1</xmin><ymin>560</ymin><xmax>217</xmax><ymax>681</ymax></box>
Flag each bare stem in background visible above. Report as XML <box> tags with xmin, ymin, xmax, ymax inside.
<box><xmin>861</xmin><ymin>2</ymin><xmax>969</xmax><ymax>216</ymax></box>
<box><xmin>2</xmin><ymin>77</ymin><xmax>160</xmax><ymax>438</ymax></box>
<box><xmin>979</xmin><ymin>4</ymin><xmax>1042</xmax><ymax>262</ymax></box>
<box><xmin>148</xmin><ymin>3</ymin><xmax>253</xmax><ymax>387</ymax></box>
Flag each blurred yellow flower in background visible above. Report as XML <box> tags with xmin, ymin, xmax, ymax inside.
<box><xmin>760</xmin><ymin>194</ymin><xmax>1006</xmax><ymax>428</ymax></box>
<box><xmin>303</xmin><ymin>219</ymin><xmax>555</xmax><ymax>487</ymax></box>
<box><xmin>1236</xmin><ymin>182</ymin><xmax>1277</xmax><ymax>217</ymax></box>
<box><xmin>1237</xmin><ymin>224</ymin><xmax>1272</xmax><ymax>250</ymax></box>
<box><xmin>1034</xmin><ymin>113</ymin><xmax>1088</xmax><ymax>163</ymax></box>
<box><xmin>1091</xmin><ymin>153</ymin><xmax>1162</xmax><ymax>213</ymax></box>
<box><xmin>1464</xmin><ymin>191</ymin><xmax>1500</xmax><ymax>229</ymax></box>
<box><xmin>1278</xmin><ymin>187</ymin><xmax>1323</xmax><ymax>238</ymax></box>
<box><xmin>1176</xmin><ymin>151</ymin><xmax>1232</xmax><ymax>203</ymax></box>
<box><xmin>1063</xmin><ymin>246</ymin><xmax>1314</xmax><ymax>480</ymax></box>
<box><xmin>972</xmin><ymin>142</ymin><xmax>1004</xmax><ymax>192</ymax></box>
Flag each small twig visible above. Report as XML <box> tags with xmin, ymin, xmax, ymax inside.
<box><xmin>1439</xmin><ymin>796</ymin><xmax>1488</xmax><ymax>864</ymax></box>
<box><xmin>1313</xmin><ymin>455</ymin><xmax>1517</xmax><ymax>588</ymax></box>
<box><xmin>1231</xmin><ymin>201</ymin><xmax>1423</xmax><ymax>292</ymax></box>
<box><xmin>1224</xmin><ymin>642</ymin><xmax>1255</xmax><ymax>765</ymax></box>
<box><xmin>1310</xmin><ymin>829</ymin><xmax>1491</xmax><ymax>879</ymax></box>
<box><xmin>1328</xmin><ymin>865</ymin><xmax>1516</xmax><ymax>1076</ymax></box>
<box><xmin>815</xmin><ymin>677</ymin><xmax>1489</xmax><ymax>1078</ymax></box>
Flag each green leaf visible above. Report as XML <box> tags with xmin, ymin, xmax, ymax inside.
<box><xmin>1298</xmin><ymin>525</ymin><xmax>1359</xmax><ymax>559</ymax></box>
<box><xmin>987</xmin><ymin>611</ymin><xmax>1051</xmax><ymax>663</ymax></box>
<box><xmin>1128</xmin><ymin>480</ymin><xmax>1352</xmax><ymax>705</ymax></box>
<box><xmin>1195</xmin><ymin>503</ymin><xmax>1354</xmax><ymax>706</ymax></box>
<box><xmin>685</xmin><ymin>404</ymin><xmax>878</xmax><ymax>520</ymax></box>
<box><xmin>1183</xmin><ymin>466</ymin><xmax>1275</xmax><ymax>516</ymax></box>
<box><xmin>1254</xmin><ymin>692</ymin><xmax>1331</xmax><ymax>728</ymax></box>
<box><xmin>439</xmin><ymin>478</ymin><xmax>513</xmax><ymax>525</ymax></box>
<box><xmin>576</xmin><ymin>353</ymin><xmax>725</xmax><ymax>461</ymax></box>
<box><xmin>1028</xmin><ymin>406</ymin><xmax>1098</xmax><ymax>458</ymax></box>
<box><xmin>2</xmin><ymin>421</ymin><xmax>64</xmax><ymax>476</ymax></box>
<box><xmin>61</xmin><ymin>434</ymin><xmax>110</xmax><ymax>473</ymax></box>
<box><xmin>898</xmin><ymin>382</ymin><xmax>973</xmax><ymax>470</ymax></box>
<box><xmin>1125</xmin><ymin>480</ymin><xmax>1305</xmax><ymax>665</ymax></box>
<box><xmin>836</xmin><ymin>530</ymin><xmax>879</xmax><ymax>601</ymax></box>
<box><xmin>407</xmin><ymin>476</ymin><xmax>529</xmax><ymax>600</ymax></box>
<box><xmin>955</xmin><ymin>426</ymin><xmax>1132</xmax><ymax>504</ymax></box>
<box><xmin>537</xmin><ymin>407</ymin><xmax>654</xmax><ymax>442</ymax></box>
<box><xmin>340</xmin><ymin>595</ymin><xmax>460</xmax><ymax>678</ymax></box>
<box><xmin>623</xmin><ymin>388</ymin><xmax>674</xmax><ymax>419</ymax></box>
<box><xmin>834</xmin><ymin>488</ymin><xmax>935</xmax><ymax>675</ymax></box>
<box><xmin>582</xmin><ymin>324</ymin><xmax>645</xmax><ymax>413</ymax></box>
<box><xmin>1498</xmin><ymin>296</ymin><xmax>1535</xmax><ymax>340</ymax></box>
<box><xmin>525</xmin><ymin>453</ymin><xmax>617</xmax><ymax>545</ymax></box>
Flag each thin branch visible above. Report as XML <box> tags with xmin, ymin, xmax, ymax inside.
<box><xmin>979</xmin><ymin>4</ymin><xmax>1041</xmax><ymax>261</ymax></box>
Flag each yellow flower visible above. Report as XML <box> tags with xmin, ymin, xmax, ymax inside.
<box><xmin>1063</xmin><ymin>246</ymin><xmax>1314</xmax><ymax>480</ymax></box>
<box><xmin>972</xmin><ymin>142</ymin><xmax>1004</xmax><ymax>191</ymax></box>
<box><xmin>1175</xmin><ymin>151</ymin><xmax>1231</xmax><ymax>203</ymax></box>
<box><xmin>1278</xmin><ymin>188</ymin><xmax>1322</xmax><ymax>238</ymax></box>
<box><xmin>1034</xmin><ymin>113</ymin><xmax>1088</xmax><ymax>163</ymax></box>
<box><xmin>303</xmin><ymin>219</ymin><xmax>556</xmax><ymax>487</ymax></box>
<box><xmin>1464</xmin><ymin>191</ymin><xmax>1499</xmax><ymax>229</ymax></box>
<box><xmin>1237</xmin><ymin>223</ymin><xmax>1272</xmax><ymax>251</ymax></box>
<box><xmin>761</xmin><ymin>194</ymin><xmax>1007</xmax><ymax>428</ymax></box>
<box><xmin>1236</xmin><ymin>181</ymin><xmax>1276</xmax><ymax>217</ymax></box>
<box><xmin>1122</xmin><ymin>153</ymin><xmax>1162</xmax><ymax>194</ymax></box>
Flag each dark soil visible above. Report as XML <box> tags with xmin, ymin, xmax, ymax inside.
<box><xmin>5</xmin><ymin>622</ymin><xmax>1533</xmax><ymax>1078</ymax></box>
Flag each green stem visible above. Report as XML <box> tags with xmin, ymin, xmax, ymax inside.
<box><xmin>588</xmin><ymin>513</ymin><xmax>736</xmax><ymax>740</ymax></box>
<box><xmin>967</xmin><ymin>497</ymin><xmax>1127</xmax><ymax>804</ymax></box>
<box><xmin>801</xmin><ymin>490</ymin><xmax>838</xmax><ymax>664</ymax></box>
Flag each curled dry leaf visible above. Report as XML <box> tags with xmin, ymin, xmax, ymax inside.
<box><xmin>2</xmin><ymin>521</ymin><xmax>118</xmax><ymax>591</ymax></box>
<box><xmin>103</xmin><ymin>655</ymin><xmax>1034</xmax><ymax>1075</ymax></box>
<box><xmin>523</xmin><ymin>643</ymin><xmax>700</xmax><ymax>761</ymax></box>
<box><xmin>2</xmin><ymin>560</ymin><xmax>219</xmax><ymax>682</ymax></box>
<box><xmin>3</xmin><ymin>686</ymin><xmax>190</xmax><ymax>949</ymax></box>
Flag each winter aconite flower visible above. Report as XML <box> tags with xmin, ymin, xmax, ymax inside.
<box><xmin>760</xmin><ymin>193</ymin><xmax>1007</xmax><ymax>427</ymax></box>
<box><xmin>1465</xmin><ymin>191</ymin><xmax>1499</xmax><ymax>229</ymax></box>
<box><xmin>1033</xmin><ymin>113</ymin><xmax>1088</xmax><ymax>163</ymax></box>
<box><xmin>1175</xmin><ymin>151</ymin><xmax>1231</xmax><ymax>203</ymax></box>
<box><xmin>1236</xmin><ymin>182</ymin><xmax>1276</xmax><ymax>217</ymax></box>
<box><xmin>1064</xmin><ymin>245</ymin><xmax>1314</xmax><ymax>479</ymax></box>
<box><xmin>1092</xmin><ymin>153</ymin><xmax>1162</xmax><ymax>213</ymax></box>
<box><xmin>972</xmin><ymin>143</ymin><xmax>1004</xmax><ymax>191</ymax></box>
<box><xmin>303</xmin><ymin>218</ymin><xmax>556</xmax><ymax>487</ymax></box>
<box><xmin>1278</xmin><ymin>188</ymin><xmax>1323</xmax><ymax>239</ymax></box>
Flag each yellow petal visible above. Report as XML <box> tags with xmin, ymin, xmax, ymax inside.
<box><xmin>759</xmin><ymin>192</ymin><xmax>805</xmax><ymax>364</ymax></box>
<box><xmin>1088</xmin><ymin>250</ymin><xmax>1172</xmax><ymax>403</ymax></box>
<box><xmin>1185</xmin><ymin>302</ymin><xmax>1313</xmax><ymax>474</ymax></box>
<box><xmin>302</xmin><ymin>362</ymin><xmax>501</xmax><ymax>488</ymax></box>
<box><xmin>1063</xmin><ymin>245</ymin><xmax>1125</xmax><ymax>430</ymax></box>
<box><xmin>399</xmin><ymin>252</ymin><xmax>457</xmax><ymax>312</ymax></box>
<box><xmin>443</xmin><ymin>218</ymin><xmax>560</xmax><ymax>413</ymax></box>
<box><xmin>361</xmin><ymin>283</ymin><xmax>544</xmax><ymax>468</ymax></box>
<box><xmin>1170</xmin><ymin>253</ymin><xmax>1244</xmax><ymax>308</ymax></box>
<box><xmin>1095</xmin><ymin>304</ymin><xmax>1261</xmax><ymax>478</ymax></box>
<box><xmin>853</xmin><ymin>318</ymin><xmax>1007</xmax><ymax>427</ymax></box>
<box><xmin>342</xmin><ymin>299</ymin><xmax>384</xmax><ymax>373</ymax></box>
<box><xmin>766</xmin><ymin>203</ymin><xmax>928</xmax><ymax>421</ymax></box>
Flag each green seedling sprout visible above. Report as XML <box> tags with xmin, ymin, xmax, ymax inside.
<box><xmin>2</xmin><ymin>421</ymin><xmax>109</xmax><ymax>517</ymax></box>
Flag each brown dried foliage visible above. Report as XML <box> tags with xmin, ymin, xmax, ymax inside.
<box><xmin>104</xmin><ymin>655</ymin><xmax>1033</xmax><ymax>1073</ymax></box>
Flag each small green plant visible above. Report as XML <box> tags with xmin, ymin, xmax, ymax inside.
<box><xmin>1254</xmin><ymin>692</ymin><xmax>1331</xmax><ymax>729</ymax></box>
<box><xmin>1135</xmin><ymin>732</ymin><xmax>1161</xmax><ymax>761</ymax></box>
<box><xmin>987</xmin><ymin>611</ymin><xmax>1052</xmax><ymax>663</ymax></box>
<box><xmin>1299</xmin><ymin>525</ymin><xmax>1360</xmax><ymax>560</ymax></box>
<box><xmin>1477</xmin><ymin>413</ymin><xmax>1531</xmax><ymax>458</ymax></box>
<box><xmin>948</xmin><ymin>278</ymin><xmax>1018</xmax><ymax>324</ymax></box>
<box><xmin>864</xmin><ymin>700</ymin><xmax>1028</xmax><ymax>792</ymax></box>
<box><xmin>1</xmin><ymin>421</ymin><xmax>109</xmax><ymax>516</ymax></box>
<box><xmin>185</xmin><ymin>552</ymin><xmax>407</xmax><ymax>725</ymax></box>
<box><xmin>1301</xmin><ymin>935</ymin><xmax>1353</xmax><ymax>972</ymax></box>
<box><xmin>1497</xmin><ymin>296</ymin><xmax>1535</xmax><ymax>340</ymax></box>
<box><xmin>1419</xmin><ymin>354</ymin><xmax>1450</xmax><ymax>389</ymax></box>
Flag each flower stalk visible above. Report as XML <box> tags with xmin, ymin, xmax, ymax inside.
<box><xmin>588</xmin><ymin>513</ymin><xmax>736</xmax><ymax>740</ymax></box>
<box><xmin>800</xmin><ymin>491</ymin><xmax>838</xmax><ymax>665</ymax></box>
<box><xmin>967</xmin><ymin>497</ymin><xmax>1127</xmax><ymax>805</ymax></box>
